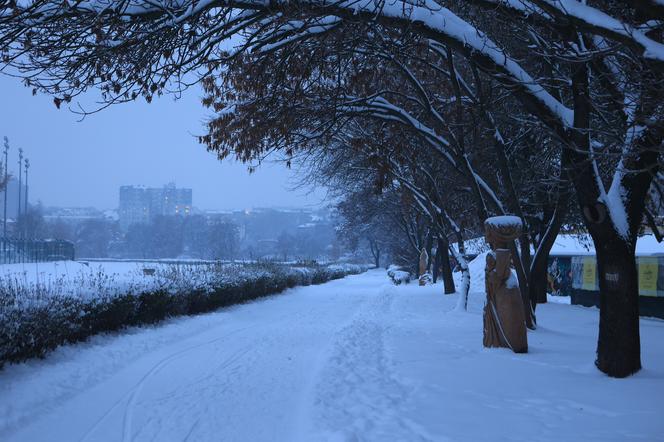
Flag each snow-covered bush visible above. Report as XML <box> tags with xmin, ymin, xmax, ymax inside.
<box><xmin>387</xmin><ymin>265</ymin><xmax>411</xmax><ymax>285</ymax></box>
<box><xmin>418</xmin><ymin>272</ymin><xmax>433</xmax><ymax>286</ymax></box>
<box><xmin>0</xmin><ymin>262</ymin><xmax>366</xmax><ymax>368</ymax></box>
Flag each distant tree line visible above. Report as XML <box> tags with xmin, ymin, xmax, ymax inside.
<box><xmin>28</xmin><ymin>211</ymin><xmax>238</xmax><ymax>260</ymax></box>
<box><xmin>123</xmin><ymin>215</ymin><xmax>239</xmax><ymax>259</ymax></box>
<box><xmin>26</xmin><ymin>208</ymin><xmax>341</xmax><ymax>261</ymax></box>
<box><xmin>275</xmin><ymin>225</ymin><xmax>338</xmax><ymax>262</ymax></box>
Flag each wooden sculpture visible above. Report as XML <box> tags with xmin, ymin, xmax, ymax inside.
<box><xmin>483</xmin><ymin>216</ymin><xmax>528</xmax><ymax>353</ymax></box>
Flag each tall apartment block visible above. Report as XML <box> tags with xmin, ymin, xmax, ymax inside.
<box><xmin>119</xmin><ymin>183</ymin><xmax>192</xmax><ymax>229</ymax></box>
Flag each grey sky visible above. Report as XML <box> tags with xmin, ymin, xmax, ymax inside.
<box><xmin>0</xmin><ymin>76</ymin><xmax>325</xmax><ymax>211</ymax></box>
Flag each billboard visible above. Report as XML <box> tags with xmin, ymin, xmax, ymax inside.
<box><xmin>556</xmin><ymin>255</ymin><xmax>664</xmax><ymax>297</ymax></box>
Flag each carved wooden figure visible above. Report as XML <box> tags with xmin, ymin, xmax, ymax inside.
<box><xmin>483</xmin><ymin>216</ymin><xmax>528</xmax><ymax>353</ymax></box>
<box><xmin>418</xmin><ymin>248</ymin><xmax>431</xmax><ymax>286</ymax></box>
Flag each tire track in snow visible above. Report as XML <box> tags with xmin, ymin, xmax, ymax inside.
<box><xmin>113</xmin><ymin>293</ymin><xmax>352</xmax><ymax>441</ymax></box>
<box><xmin>121</xmin><ymin>344</ymin><xmax>253</xmax><ymax>442</ymax></box>
<box><xmin>80</xmin><ymin>325</ymin><xmax>253</xmax><ymax>442</ymax></box>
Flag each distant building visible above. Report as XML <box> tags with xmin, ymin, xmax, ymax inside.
<box><xmin>119</xmin><ymin>183</ymin><xmax>192</xmax><ymax>229</ymax></box>
<box><xmin>43</xmin><ymin>206</ymin><xmax>106</xmax><ymax>223</ymax></box>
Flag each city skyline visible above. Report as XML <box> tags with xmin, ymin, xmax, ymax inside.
<box><xmin>0</xmin><ymin>76</ymin><xmax>326</xmax><ymax>211</ymax></box>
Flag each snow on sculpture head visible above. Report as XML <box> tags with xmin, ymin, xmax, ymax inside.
<box><xmin>484</xmin><ymin>216</ymin><xmax>522</xmax><ymax>249</ymax></box>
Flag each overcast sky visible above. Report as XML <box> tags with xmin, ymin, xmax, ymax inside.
<box><xmin>0</xmin><ymin>76</ymin><xmax>325</xmax><ymax>211</ymax></box>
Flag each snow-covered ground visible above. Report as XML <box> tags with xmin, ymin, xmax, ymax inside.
<box><xmin>0</xmin><ymin>260</ymin><xmax>361</xmax><ymax>304</ymax></box>
<box><xmin>1</xmin><ymin>260</ymin><xmax>663</xmax><ymax>441</ymax></box>
<box><xmin>0</xmin><ymin>260</ymin><xmax>181</xmax><ymax>301</ymax></box>
<box><xmin>0</xmin><ymin>260</ymin><xmax>153</xmax><ymax>283</ymax></box>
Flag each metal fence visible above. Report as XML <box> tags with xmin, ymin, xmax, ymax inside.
<box><xmin>0</xmin><ymin>238</ymin><xmax>75</xmax><ymax>264</ymax></box>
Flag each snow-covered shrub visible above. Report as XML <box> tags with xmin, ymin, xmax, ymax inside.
<box><xmin>418</xmin><ymin>272</ymin><xmax>433</xmax><ymax>286</ymax></box>
<box><xmin>0</xmin><ymin>262</ymin><xmax>366</xmax><ymax>369</ymax></box>
<box><xmin>387</xmin><ymin>265</ymin><xmax>411</xmax><ymax>285</ymax></box>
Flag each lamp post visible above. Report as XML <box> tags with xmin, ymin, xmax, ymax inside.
<box><xmin>17</xmin><ymin>148</ymin><xmax>22</xmax><ymax>237</ymax></box>
<box><xmin>2</xmin><ymin>137</ymin><xmax>8</xmax><ymax>239</ymax></box>
<box><xmin>24</xmin><ymin>158</ymin><xmax>29</xmax><ymax>239</ymax></box>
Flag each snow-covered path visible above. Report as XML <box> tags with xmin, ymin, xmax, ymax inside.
<box><xmin>1</xmin><ymin>269</ymin><xmax>663</xmax><ymax>442</ymax></box>
<box><xmin>1</xmin><ymin>271</ymin><xmax>394</xmax><ymax>442</ymax></box>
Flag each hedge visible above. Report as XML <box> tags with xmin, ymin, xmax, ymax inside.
<box><xmin>0</xmin><ymin>262</ymin><xmax>366</xmax><ymax>369</ymax></box>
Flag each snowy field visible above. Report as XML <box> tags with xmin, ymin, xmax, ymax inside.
<box><xmin>0</xmin><ymin>260</ymin><xmax>360</xmax><ymax>302</ymax></box>
<box><xmin>0</xmin><ymin>260</ymin><xmax>192</xmax><ymax>301</ymax></box>
<box><xmin>0</xmin><ymin>260</ymin><xmax>153</xmax><ymax>285</ymax></box>
<box><xmin>1</xmin><ymin>258</ymin><xmax>663</xmax><ymax>441</ymax></box>
<box><xmin>0</xmin><ymin>260</ymin><xmax>282</xmax><ymax>299</ymax></box>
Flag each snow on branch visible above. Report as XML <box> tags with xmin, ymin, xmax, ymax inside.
<box><xmin>3</xmin><ymin>0</ymin><xmax>662</xmax><ymax>140</ymax></box>
<box><xmin>528</xmin><ymin>0</ymin><xmax>664</xmax><ymax>61</ymax></box>
<box><xmin>0</xmin><ymin>0</ymin><xmax>575</xmax><ymax>129</ymax></box>
<box><xmin>338</xmin><ymin>95</ymin><xmax>458</xmax><ymax>167</ymax></box>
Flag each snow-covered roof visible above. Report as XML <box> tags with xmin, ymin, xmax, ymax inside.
<box><xmin>453</xmin><ymin>233</ymin><xmax>661</xmax><ymax>257</ymax></box>
<box><xmin>550</xmin><ymin>234</ymin><xmax>662</xmax><ymax>256</ymax></box>
<box><xmin>103</xmin><ymin>209</ymin><xmax>119</xmax><ymax>221</ymax></box>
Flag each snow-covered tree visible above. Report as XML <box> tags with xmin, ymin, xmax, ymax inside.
<box><xmin>2</xmin><ymin>0</ymin><xmax>662</xmax><ymax>377</ymax></box>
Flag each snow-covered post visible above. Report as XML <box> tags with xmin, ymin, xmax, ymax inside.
<box><xmin>418</xmin><ymin>247</ymin><xmax>431</xmax><ymax>286</ymax></box>
<box><xmin>483</xmin><ymin>216</ymin><xmax>528</xmax><ymax>353</ymax></box>
<box><xmin>418</xmin><ymin>247</ymin><xmax>427</xmax><ymax>276</ymax></box>
<box><xmin>451</xmin><ymin>245</ymin><xmax>470</xmax><ymax>311</ymax></box>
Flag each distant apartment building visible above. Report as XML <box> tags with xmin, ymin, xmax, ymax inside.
<box><xmin>119</xmin><ymin>183</ymin><xmax>192</xmax><ymax>229</ymax></box>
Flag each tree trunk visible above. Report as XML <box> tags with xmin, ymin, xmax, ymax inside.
<box><xmin>432</xmin><ymin>243</ymin><xmax>440</xmax><ymax>283</ymax></box>
<box><xmin>529</xmin><ymin>190</ymin><xmax>568</xmax><ymax>308</ymax></box>
<box><xmin>519</xmin><ymin>233</ymin><xmax>531</xmax><ymax>283</ymax></box>
<box><xmin>510</xmin><ymin>240</ymin><xmax>535</xmax><ymax>330</ymax></box>
<box><xmin>425</xmin><ymin>233</ymin><xmax>434</xmax><ymax>271</ymax></box>
<box><xmin>451</xmin><ymin>237</ymin><xmax>470</xmax><ymax>311</ymax></box>
<box><xmin>565</xmin><ymin>59</ymin><xmax>660</xmax><ymax>377</ymax></box>
<box><xmin>593</xmin><ymin>236</ymin><xmax>641</xmax><ymax>377</ymax></box>
<box><xmin>439</xmin><ymin>238</ymin><xmax>456</xmax><ymax>294</ymax></box>
<box><xmin>529</xmin><ymin>256</ymin><xmax>548</xmax><ymax>308</ymax></box>
<box><xmin>369</xmin><ymin>238</ymin><xmax>380</xmax><ymax>268</ymax></box>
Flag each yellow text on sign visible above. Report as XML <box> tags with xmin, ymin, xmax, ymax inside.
<box><xmin>638</xmin><ymin>258</ymin><xmax>659</xmax><ymax>296</ymax></box>
<box><xmin>582</xmin><ymin>257</ymin><xmax>597</xmax><ymax>291</ymax></box>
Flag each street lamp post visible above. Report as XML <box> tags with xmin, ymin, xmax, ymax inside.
<box><xmin>2</xmin><ymin>137</ymin><xmax>8</xmax><ymax>239</ymax></box>
<box><xmin>17</xmin><ymin>148</ymin><xmax>22</xmax><ymax>238</ymax></box>
<box><xmin>24</xmin><ymin>158</ymin><xmax>29</xmax><ymax>239</ymax></box>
